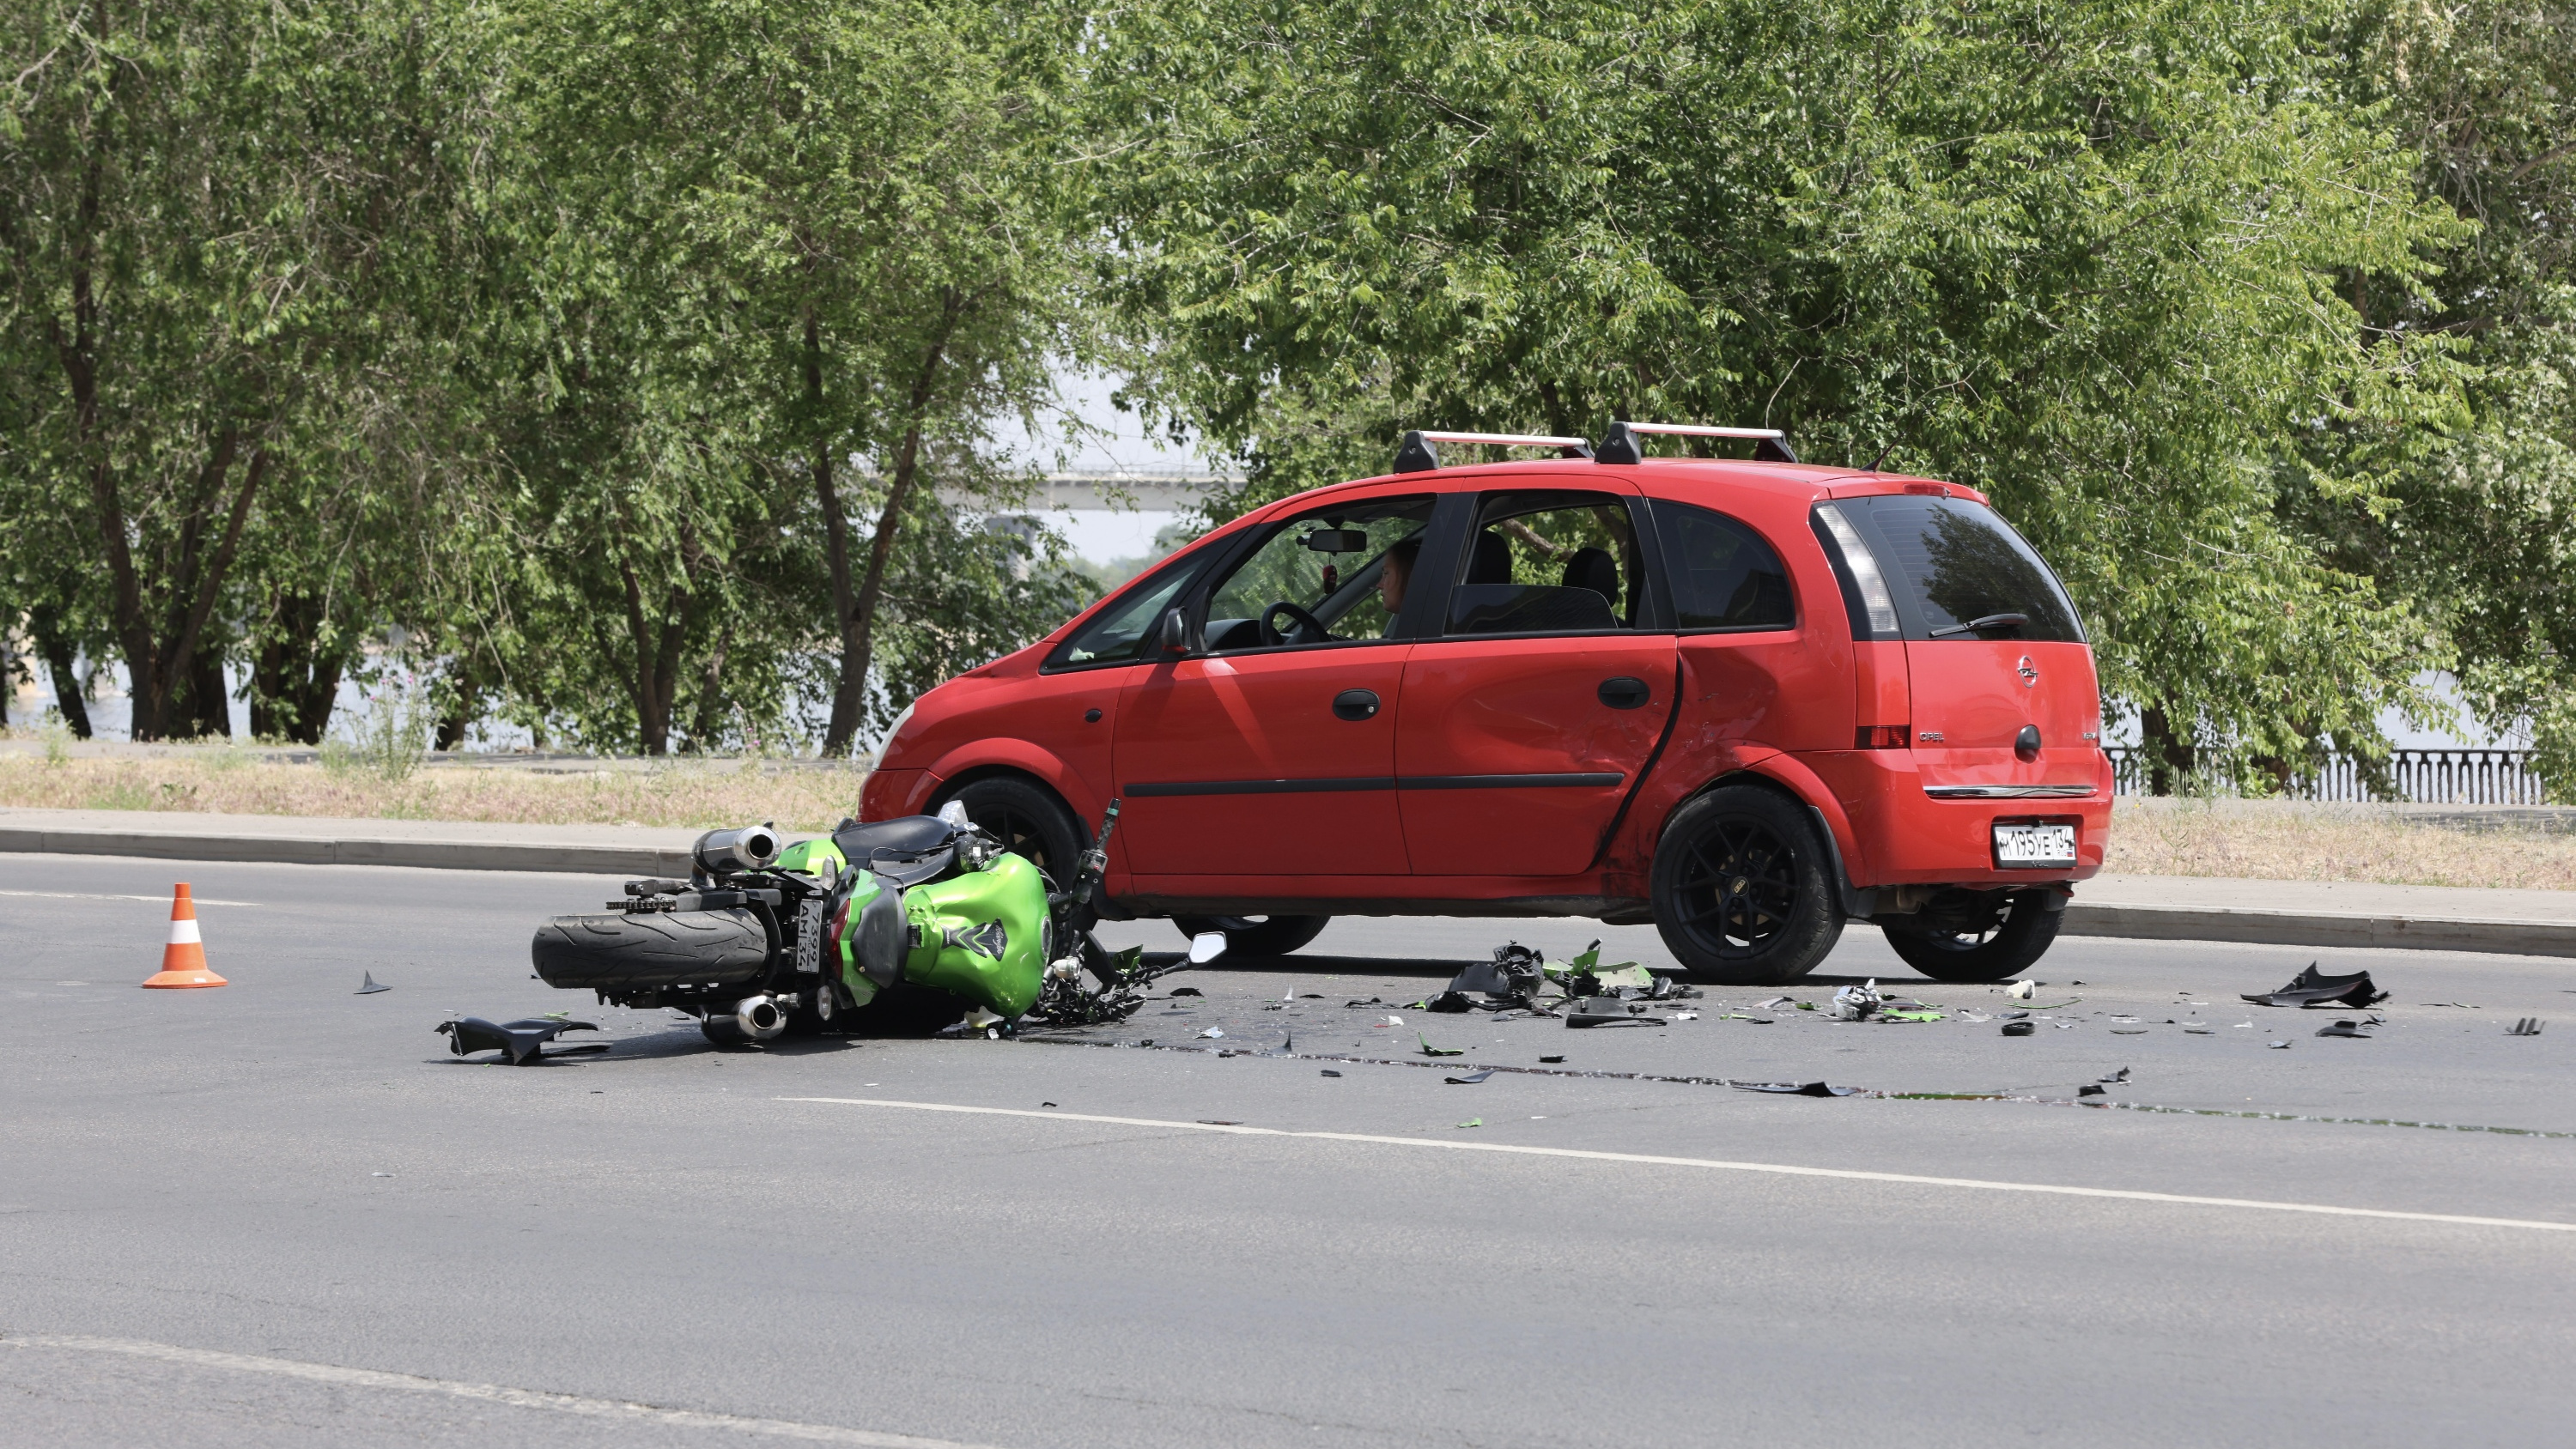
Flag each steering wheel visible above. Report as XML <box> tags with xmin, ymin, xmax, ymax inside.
<box><xmin>1259</xmin><ymin>600</ymin><xmax>1329</xmax><ymax>647</ymax></box>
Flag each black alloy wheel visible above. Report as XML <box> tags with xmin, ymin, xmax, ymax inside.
<box><xmin>1880</xmin><ymin>889</ymin><xmax>2065</xmax><ymax>982</ymax></box>
<box><xmin>941</xmin><ymin>776</ymin><xmax>1085</xmax><ymax>887</ymax></box>
<box><xmin>1649</xmin><ymin>785</ymin><xmax>1844</xmax><ymax>985</ymax></box>
<box><xmin>1170</xmin><ymin>914</ymin><xmax>1332</xmax><ymax>958</ymax></box>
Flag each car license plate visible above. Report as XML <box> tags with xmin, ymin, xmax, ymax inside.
<box><xmin>1993</xmin><ymin>822</ymin><xmax>2077</xmax><ymax>869</ymax></box>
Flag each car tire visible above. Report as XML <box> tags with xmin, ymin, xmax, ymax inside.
<box><xmin>1880</xmin><ymin>890</ymin><xmax>2063</xmax><ymax>982</ymax></box>
<box><xmin>1171</xmin><ymin>914</ymin><xmax>1332</xmax><ymax>958</ymax></box>
<box><xmin>940</xmin><ymin>776</ymin><xmax>1085</xmax><ymax>887</ymax></box>
<box><xmin>1650</xmin><ymin>785</ymin><xmax>1845</xmax><ymax>985</ymax></box>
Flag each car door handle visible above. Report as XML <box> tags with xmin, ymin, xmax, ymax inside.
<box><xmin>1597</xmin><ymin>676</ymin><xmax>1651</xmax><ymax>710</ymax></box>
<box><xmin>1332</xmin><ymin>688</ymin><xmax>1382</xmax><ymax>721</ymax></box>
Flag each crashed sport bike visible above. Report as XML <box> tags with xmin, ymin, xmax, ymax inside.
<box><xmin>528</xmin><ymin>801</ymin><xmax>1209</xmax><ymax>1045</ymax></box>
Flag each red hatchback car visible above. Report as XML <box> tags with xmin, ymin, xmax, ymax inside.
<box><xmin>860</xmin><ymin>422</ymin><xmax>2112</xmax><ymax>985</ymax></box>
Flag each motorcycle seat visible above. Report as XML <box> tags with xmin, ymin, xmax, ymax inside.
<box><xmin>834</xmin><ymin>815</ymin><xmax>956</xmax><ymax>871</ymax></box>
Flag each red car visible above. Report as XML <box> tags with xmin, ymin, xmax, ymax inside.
<box><xmin>860</xmin><ymin>422</ymin><xmax>2111</xmax><ymax>985</ymax></box>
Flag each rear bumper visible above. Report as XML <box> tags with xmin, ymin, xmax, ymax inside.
<box><xmin>1796</xmin><ymin>749</ymin><xmax>2111</xmax><ymax>887</ymax></box>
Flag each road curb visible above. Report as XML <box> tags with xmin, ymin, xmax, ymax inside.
<box><xmin>2062</xmin><ymin>900</ymin><xmax>2574</xmax><ymax>960</ymax></box>
<box><xmin>6</xmin><ymin>823</ymin><xmax>2570</xmax><ymax>959</ymax></box>
<box><xmin>0</xmin><ymin>824</ymin><xmax>694</xmax><ymax>879</ymax></box>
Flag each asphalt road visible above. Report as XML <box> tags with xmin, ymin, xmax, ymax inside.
<box><xmin>3</xmin><ymin>852</ymin><xmax>2573</xmax><ymax>1449</ymax></box>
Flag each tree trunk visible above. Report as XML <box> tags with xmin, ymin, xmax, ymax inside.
<box><xmin>821</xmin><ymin>294</ymin><xmax>963</xmax><ymax>756</ymax></box>
<box><xmin>2141</xmin><ymin>705</ymin><xmax>2196</xmax><ymax>796</ymax></box>
<box><xmin>250</xmin><ymin>591</ymin><xmax>345</xmax><ymax>744</ymax></box>
<box><xmin>27</xmin><ymin>607</ymin><xmax>94</xmax><ymax>739</ymax></box>
<box><xmin>617</xmin><ymin>555</ymin><xmax>695</xmax><ymax>757</ymax></box>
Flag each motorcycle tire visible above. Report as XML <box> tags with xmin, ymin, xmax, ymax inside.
<box><xmin>530</xmin><ymin>908</ymin><xmax>769</xmax><ymax>990</ymax></box>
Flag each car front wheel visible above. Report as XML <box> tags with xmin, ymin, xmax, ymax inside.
<box><xmin>1650</xmin><ymin>785</ymin><xmax>1845</xmax><ymax>985</ymax></box>
<box><xmin>1880</xmin><ymin>889</ymin><xmax>2063</xmax><ymax>982</ymax></box>
<box><xmin>1171</xmin><ymin>914</ymin><xmax>1332</xmax><ymax>958</ymax></box>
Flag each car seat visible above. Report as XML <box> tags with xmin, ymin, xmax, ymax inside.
<box><xmin>1466</xmin><ymin>530</ymin><xmax>1514</xmax><ymax>585</ymax></box>
<box><xmin>1561</xmin><ymin>547</ymin><xmax>1619</xmax><ymax>609</ymax></box>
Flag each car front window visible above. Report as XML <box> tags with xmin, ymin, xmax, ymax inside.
<box><xmin>1201</xmin><ymin>497</ymin><xmax>1435</xmax><ymax>651</ymax></box>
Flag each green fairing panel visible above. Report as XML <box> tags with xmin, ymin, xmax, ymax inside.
<box><xmin>904</xmin><ymin>852</ymin><xmax>1050</xmax><ymax>1018</ymax></box>
<box><xmin>775</xmin><ymin>837</ymin><xmax>847</xmax><ymax>876</ymax></box>
<box><xmin>831</xmin><ymin>872</ymin><xmax>884</xmax><ymax>1009</ymax></box>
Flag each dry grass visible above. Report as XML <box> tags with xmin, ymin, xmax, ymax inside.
<box><xmin>7</xmin><ymin>746</ymin><xmax>2573</xmax><ymax>891</ymax></box>
<box><xmin>2105</xmin><ymin>798</ymin><xmax>2576</xmax><ymax>892</ymax></box>
<box><xmin>0</xmin><ymin>753</ymin><xmax>869</xmax><ymax>832</ymax></box>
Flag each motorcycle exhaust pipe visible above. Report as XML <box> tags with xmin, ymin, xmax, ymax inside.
<box><xmin>693</xmin><ymin>824</ymin><xmax>781</xmax><ymax>874</ymax></box>
<box><xmin>726</xmin><ymin>993</ymin><xmax>789</xmax><ymax>1041</ymax></box>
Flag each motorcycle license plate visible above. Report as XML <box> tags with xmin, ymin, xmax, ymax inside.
<box><xmin>1993</xmin><ymin>822</ymin><xmax>2077</xmax><ymax>869</ymax></box>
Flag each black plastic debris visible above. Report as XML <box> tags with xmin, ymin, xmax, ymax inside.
<box><xmin>2099</xmin><ymin>1066</ymin><xmax>2130</xmax><ymax>1084</ymax></box>
<box><xmin>2001</xmin><ymin>1021</ymin><xmax>2036</xmax><ymax>1037</ymax></box>
<box><xmin>2315</xmin><ymin>1020</ymin><xmax>2372</xmax><ymax>1039</ymax></box>
<box><xmin>1539</xmin><ymin>1054</ymin><xmax>1565</xmax><ymax>1064</ymax></box>
<box><xmin>437</xmin><ymin>1016</ymin><xmax>601</xmax><ymax>1064</ymax></box>
<box><xmin>1320</xmin><ymin>1069</ymin><xmax>1343</xmax><ymax>1077</ymax></box>
<box><xmin>1170</xmin><ymin>986</ymin><xmax>1203</xmax><ymax>997</ymax></box>
<box><xmin>2508</xmin><ymin>1017</ymin><xmax>2546</xmax><ymax>1037</ymax></box>
<box><xmin>2078</xmin><ymin>1084</ymin><xmax>2106</xmax><ymax>1097</ymax></box>
<box><xmin>1733</xmin><ymin>1082</ymin><xmax>1859</xmax><ymax>1097</ymax></box>
<box><xmin>1445</xmin><ymin>1070</ymin><xmax>1495</xmax><ymax>1085</ymax></box>
<box><xmin>2242</xmin><ymin>962</ymin><xmax>2388</xmax><ymax>1009</ymax></box>
<box><xmin>1567</xmin><ymin>997</ymin><xmax>1666</xmax><ymax>1028</ymax></box>
<box><xmin>1426</xmin><ymin>991</ymin><xmax>1477</xmax><ymax>1014</ymax></box>
<box><xmin>356</xmin><ymin>972</ymin><xmax>390</xmax><ymax>995</ymax></box>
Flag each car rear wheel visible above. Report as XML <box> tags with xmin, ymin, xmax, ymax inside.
<box><xmin>941</xmin><ymin>776</ymin><xmax>1084</xmax><ymax>887</ymax></box>
<box><xmin>1171</xmin><ymin>914</ymin><xmax>1331</xmax><ymax>958</ymax></box>
<box><xmin>1880</xmin><ymin>889</ymin><xmax>2063</xmax><ymax>982</ymax></box>
<box><xmin>1650</xmin><ymin>785</ymin><xmax>1844</xmax><ymax>985</ymax></box>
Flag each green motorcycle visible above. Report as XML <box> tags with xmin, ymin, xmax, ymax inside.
<box><xmin>529</xmin><ymin>800</ymin><xmax>1218</xmax><ymax>1045</ymax></box>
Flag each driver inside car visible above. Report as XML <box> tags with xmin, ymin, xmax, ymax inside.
<box><xmin>1377</xmin><ymin>535</ymin><xmax>1421</xmax><ymax>636</ymax></box>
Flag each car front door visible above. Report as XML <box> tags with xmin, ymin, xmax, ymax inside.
<box><xmin>1113</xmin><ymin>490</ymin><xmax>1442</xmax><ymax>878</ymax></box>
<box><xmin>1395</xmin><ymin>484</ymin><xmax>1679</xmax><ymax>877</ymax></box>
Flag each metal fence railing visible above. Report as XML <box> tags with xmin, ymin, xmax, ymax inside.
<box><xmin>2105</xmin><ymin>746</ymin><xmax>2549</xmax><ymax>804</ymax></box>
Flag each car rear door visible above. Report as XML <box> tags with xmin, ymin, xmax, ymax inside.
<box><xmin>1394</xmin><ymin>482</ymin><xmax>1677</xmax><ymax>877</ymax></box>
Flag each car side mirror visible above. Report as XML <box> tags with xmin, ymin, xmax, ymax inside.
<box><xmin>1154</xmin><ymin>609</ymin><xmax>1191</xmax><ymax>656</ymax></box>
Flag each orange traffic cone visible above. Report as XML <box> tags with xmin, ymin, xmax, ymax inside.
<box><xmin>141</xmin><ymin>883</ymin><xmax>228</xmax><ymax>989</ymax></box>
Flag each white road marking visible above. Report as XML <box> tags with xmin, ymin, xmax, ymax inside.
<box><xmin>0</xmin><ymin>889</ymin><xmax>258</xmax><ymax>905</ymax></box>
<box><xmin>0</xmin><ymin>1334</ymin><xmax>1001</xmax><ymax>1447</ymax></box>
<box><xmin>781</xmin><ymin>1096</ymin><xmax>2576</xmax><ymax>1234</ymax></box>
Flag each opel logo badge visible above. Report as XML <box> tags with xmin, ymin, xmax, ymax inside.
<box><xmin>2017</xmin><ymin>655</ymin><xmax>2038</xmax><ymax>688</ymax></box>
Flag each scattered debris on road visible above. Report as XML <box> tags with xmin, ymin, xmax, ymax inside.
<box><xmin>1734</xmin><ymin>1081</ymin><xmax>1860</xmax><ymax>1097</ymax></box>
<box><xmin>437</xmin><ymin>1014</ymin><xmax>602</xmax><ymax>1064</ymax></box>
<box><xmin>2002</xmin><ymin>1021</ymin><xmax>2035</xmax><ymax>1036</ymax></box>
<box><xmin>2508</xmin><ymin>1017</ymin><xmax>2546</xmax><ymax>1037</ymax></box>
<box><xmin>2243</xmin><ymin>963</ymin><xmax>2388</xmax><ymax>1009</ymax></box>
<box><xmin>356</xmin><ymin>973</ymin><xmax>390</xmax><ymax>995</ymax></box>
<box><xmin>1832</xmin><ymin>980</ymin><xmax>1881</xmax><ymax>1021</ymax></box>
<box><xmin>1446</xmin><ymin>1070</ymin><xmax>1494</xmax><ymax>1084</ymax></box>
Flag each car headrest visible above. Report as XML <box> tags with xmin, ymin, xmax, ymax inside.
<box><xmin>1466</xmin><ymin>530</ymin><xmax>1514</xmax><ymax>585</ymax></box>
<box><xmin>1561</xmin><ymin>547</ymin><xmax>1619</xmax><ymax>604</ymax></box>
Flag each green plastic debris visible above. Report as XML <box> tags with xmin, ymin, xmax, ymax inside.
<box><xmin>1419</xmin><ymin>1034</ymin><xmax>1465</xmax><ymax>1057</ymax></box>
<box><xmin>1881</xmin><ymin>1010</ymin><xmax>1944</xmax><ymax>1023</ymax></box>
<box><xmin>1794</xmin><ymin>1001</ymin><xmax>1818</xmax><ymax>1011</ymax></box>
<box><xmin>1456</xmin><ymin>1118</ymin><xmax>1483</xmax><ymax>1129</ymax></box>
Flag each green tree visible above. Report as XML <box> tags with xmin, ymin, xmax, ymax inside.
<box><xmin>0</xmin><ymin>0</ymin><xmax>490</xmax><ymax>740</ymax></box>
<box><xmin>497</xmin><ymin>0</ymin><xmax>1094</xmax><ymax>754</ymax></box>
<box><xmin>1094</xmin><ymin>0</ymin><xmax>2469</xmax><ymax>785</ymax></box>
<box><xmin>2332</xmin><ymin>2</ymin><xmax>2576</xmax><ymax>796</ymax></box>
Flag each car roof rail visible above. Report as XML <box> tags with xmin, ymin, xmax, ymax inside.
<box><xmin>1595</xmin><ymin>421</ymin><xmax>1797</xmax><ymax>464</ymax></box>
<box><xmin>1394</xmin><ymin>429</ymin><xmax>1595</xmax><ymax>473</ymax></box>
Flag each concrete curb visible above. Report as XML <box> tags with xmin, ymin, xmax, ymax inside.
<box><xmin>2062</xmin><ymin>901</ymin><xmax>2574</xmax><ymax>960</ymax></box>
<box><xmin>6</xmin><ymin>823</ymin><xmax>2570</xmax><ymax>959</ymax></box>
<box><xmin>0</xmin><ymin>825</ymin><xmax>694</xmax><ymax>880</ymax></box>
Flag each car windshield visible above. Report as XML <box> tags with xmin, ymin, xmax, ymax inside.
<box><xmin>1843</xmin><ymin>495</ymin><xmax>2083</xmax><ymax>642</ymax></box>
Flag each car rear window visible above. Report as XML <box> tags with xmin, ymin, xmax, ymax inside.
<box><xmin>1839</xmin><ymin>495</ymin><xmax>2082</xmax><ymax>643</ymax></box>
<box><xmin>1654</xmin><ymin>502</ymin><xmax>1794</xmax><ymax>631</ymax></box>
